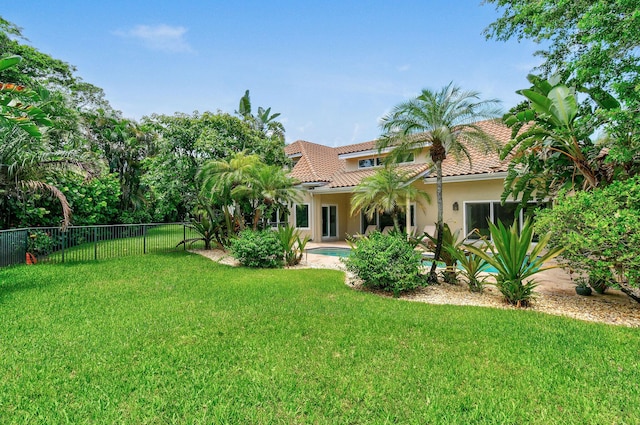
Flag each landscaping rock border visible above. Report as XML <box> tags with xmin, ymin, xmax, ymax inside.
<box><xmin>191</xmin><ymin>249</ymin><xmax>640</xmax><ymax>328</ymax></box>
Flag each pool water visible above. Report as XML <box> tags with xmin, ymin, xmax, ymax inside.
<box><xmin>306</xmin><ymin>247</ymin><xmax>352</xmax><ymax>257</ymax></box>
<box><xmin>422</xmin><ymin>259</ymin><xmax>499</xmax><ymax>274</ymax></box>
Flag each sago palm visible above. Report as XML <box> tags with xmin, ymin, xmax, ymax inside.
<box><xmin>350</xmin><ymin>165</ymin><xmax>430</xmax><ymax>232</ymax></box>
<box><xmin>198</xmin><ymin>151</ymin><xmax>260</xmax><ymax>232</ymax></box>
<box><xmin>232</xmin><ymin>163</ymin><xmax>301</xmax><ymax>230</ymax></box>
<box><xmin>378</xmin><ymin>83</ymin><xmax>501</xmax><ymax>283</ymax></box>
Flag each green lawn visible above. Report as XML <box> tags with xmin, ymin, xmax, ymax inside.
<box><xmin>1</xmin><ymin>253</ymin><xmax>639</xmax><ymax>424</ymax></box>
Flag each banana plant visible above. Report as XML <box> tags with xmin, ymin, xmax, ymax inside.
<box><xmin>501</xmin><ymin>74</ymin><xmax>620</xmax><ymax>203</ymax></box>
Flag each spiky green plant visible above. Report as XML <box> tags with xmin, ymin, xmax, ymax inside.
<box><xmin>466</xmin><ymin>218</ymin><xmax>564</xmax><ymax>307</ymax></box>
<box><xmin>276</xmin><ymin>225</ymin><xmax>310</xmax><ymax>266</ymax></box>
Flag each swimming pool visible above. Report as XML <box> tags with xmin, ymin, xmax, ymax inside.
<box><xmin>306</xmin><ymin>247</ymin><xmax>352</xmax><ymax>257</ymax></box>
<box><xmin>422</xmin><ymin>259</ymin><xmax>499</xmax><ymax>274</ymax></box>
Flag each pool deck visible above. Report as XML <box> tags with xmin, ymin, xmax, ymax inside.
<box><xmin>303</xmin><ymin>241</ymin><xmax>631</xmax><ymax>304</ymax></box>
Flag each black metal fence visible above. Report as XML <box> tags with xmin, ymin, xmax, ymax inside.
<box><xmin>0</xmin><ymin>223</ymin><xmax>198</xmax><ymax>268</ymax></box>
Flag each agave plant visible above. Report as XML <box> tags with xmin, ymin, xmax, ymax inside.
<box><xmin>465</xmin><ymin>218</ymin><xmax>564</xmax><ymax>307</ymax></box>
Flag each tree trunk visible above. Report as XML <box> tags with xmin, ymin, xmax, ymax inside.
<box><xmin>618</xmin><ymin>281</ymin><xmax>640</xmax><ymax>303</ymax></box>
<box><xmin>428</xmin><ymin>159</ymin><xmax>444</xmax><ymax>284</ymax></box>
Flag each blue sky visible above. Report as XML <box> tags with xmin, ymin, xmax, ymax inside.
<box><xmin>5</xmin><ymin>1</ymin><xmax>540</xmax><ymax>147</ymax></box>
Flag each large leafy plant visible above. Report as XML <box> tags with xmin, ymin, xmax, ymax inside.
<box><xmin>466</xmin><ymin>218</ymin><xmax>563</xmax><ymax>307</ymax></box>
<box><xmin>177</xmin><ymin>203</ymin><xmax>227</xmax><ymax>250</ymax></box>
<box><xmin>501</xmin><ymin>75</ymin><xmax>619</xmax><ymax>204</ymax></box>
<box><xmin>344</xmin><ymin>232</ymin><xmax>425</xmax><ymax>297</ymax></box>
<box><xmin>276</xmin><ymin>225</ymin><xmax>310</xmax><ymax>267</ymax></box>
<box><xmin>534</xmin><ymin>176</ymin><xmax>640</xmax><ymax>303</ymax></box>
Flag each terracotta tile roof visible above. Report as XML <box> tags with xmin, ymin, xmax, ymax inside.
<box><xmin>327</xmin><ymin>163</ymin><xmax>431</xmax><ymax>188</ymax></box>
<box><xmin>285</xmin><ymin>140</ymin><xmax>343</xmax><ymax>183</ymax></box>
<box><xmin>436</xmin><ymin>119</ymin><xmax>512</xmax><ymax>178</ymax></box>
<box><xmin>335</xmin><ymin>140</ymin><xmax>376</xmax><ymax>155</ymax></box>
<box><xmin>285</xmin><ymin>119</ymin><xmax>513</xmax><ymax>189</ymax></box>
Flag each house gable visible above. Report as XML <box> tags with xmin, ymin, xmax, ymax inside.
<box><xmin>285</xmin><ymin>119</ymin><xmax>512</xmax><ymax>190</ymax></box>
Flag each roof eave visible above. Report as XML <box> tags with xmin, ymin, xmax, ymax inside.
<box><xmin>422</xmin><ymin>171</ymin><xmax>508</xmax><ymax>184</ymax></box>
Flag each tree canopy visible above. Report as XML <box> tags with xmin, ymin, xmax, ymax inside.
<box><xmin>483</xmin><ymin>0</ymin><xmax>640</xmax><ymax>107</ymax></box>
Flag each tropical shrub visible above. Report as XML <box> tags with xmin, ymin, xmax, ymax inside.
<box><xmin>230</xmin><ymin>229</ymin><xmax>283</xmax><ymax>268</ymax></box>
<box><xmin>177</xmin><ymin>204</ymin><xmax>227</xmax><ymax>251</ymax></box>
<box><xmin>27</xmin><ymin>230</ymin><xmax>54</xmax><ymax>259</ymax></box>
<box><xmin>344</xmin><ymin>232</ymin><xmax>425</xmax><ymax>297</ymax></box>
<box><xmin>421</xmin><ymin>223</ymin><xmax>462</xmax><ymax>284</ymax></box>
<box><xmin>466</xmin><ymin>219</ymin><xmax>563</xmax><ymax>307</ymax></box>
<box><xmin>448</xmin><ymin>245</ymin><xmax>491</xmax><ymax>293</ymax></box>
<box><xmin>534</xmin><ymin>177</ymin><xmax>640</xmax><ymax>302</ymax></box>
<box><xmin>276</xmin><ymin>225</ymin><xmax>310</xmax><ymax>266</ymax></box>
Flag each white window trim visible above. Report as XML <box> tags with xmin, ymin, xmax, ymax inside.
<box><xmin>463</xmin><ymin>200</ymin><xmax>541</xmax><ymax>240</ymax></box>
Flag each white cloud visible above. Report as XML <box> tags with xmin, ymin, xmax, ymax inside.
<box><xmin>397</xmin><ymin>64</ymin><xmax>410</xmax><ymax>72</ymax></box>
<box><xmin>114</xmin><ymin>24</ymin><xmax>194</xmax><ymax>53</ymax></box>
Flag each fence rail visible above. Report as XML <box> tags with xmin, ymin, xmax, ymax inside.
<box><xmin>0</xmin><ymin>223</ymin><xmax>197</xmax><ymax>268</ymax></box>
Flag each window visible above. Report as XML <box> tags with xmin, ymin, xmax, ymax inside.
<box><xmin>360</xmin><ymin>205</ymin><xmax>415</xmax><ymax>233</ymax></box>
<box><xmin>268</xmin><ymin>208</ymin><xmax>288</xmax><ymax>228</ymax></box>
<box><xmin>396</xmin><ymin>152</ymin><xmax>415</xmax><ymax>163</ymax></box>
<box><xmin>358</xmin><ymin>157</ymin><xmax>383</xmax><ymax>168</ymax></box>
<box><xmin>295</xmin><ymin>204</ymin><xmax>309</xmax><ymax>228</ymax></box>
<box><xmin>357</xmin><ymin>154</ymin><xmax>414</xmax><ymax>169</ymax></box>
<box><xmin>464</xmin><ymin>201</ymin><xmax>548</xmax><ymax>240</ymax></box>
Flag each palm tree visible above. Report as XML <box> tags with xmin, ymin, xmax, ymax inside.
<box><xmin>197</xmin><ymin>151</ymin><xmax>261</xmax><ymax>233</ymax></box>
<box><xmin>237</xmin><ymin>90</ymin><xmax>285</xmax><ymax>141</ymax></box>
<box><xmin>350</xmin><ymin>165</ymin><xmax>430</xmax><ymax>232</ymax></box>
<box><xmin>0</xmin><ymin>128</ymin><xmax>75</xmax><ymax>228</ymax></box>
<box><xmin>0</xmin><ymin>55</ymin><xmax>79</xmax><ymax>229</ymax></box>
<box><xmin>378</xmin><ymin>83</ymin><xmax>501</xmax><ymax>283</ymax></box>
<box><xmin>239</xmin><ymin>164</ymin><xmax>300</xmax><ymax>230</ymax></box>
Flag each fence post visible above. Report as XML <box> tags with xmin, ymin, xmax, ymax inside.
<box><xmin>143</xmin><ymin>225</ymin><xmax>147</xmax><ymax>254</ymax></box>
<box><xmin>94</xmin><ymin>227</ymin><xmax>98</xmax><ymax>260</ymax></box>
<box><xmin>183</xmin><ymin>224</ymin><xmax>186</xmax><ymax>251</ymax></box>
<box><xmin>61</xmin><ymin>229</ymin><xmax>66</xmax><ymax>263</ymax></box>
<box><xmin>24</xmin><ymin>230</ymin><xmax>29</xmax><ymax>265</ymax></box>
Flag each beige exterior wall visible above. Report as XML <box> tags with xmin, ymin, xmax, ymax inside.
<box><xmin>289</xmin><ymin>191</ymin><xmax>354</xmax><ymax>242</ymax></box>
<box><xmin>415</xmin><ymin>177</ymin><xmax>505</xmax><ymax>236</ymax></box>
<box><xmin>342</xmin><ymin>148</ymin><xmax>431</xmax><ymax>172</ymax></box>
<box><xmin>290</xmin><ymin>176</ymin><xmax>506</xmax><ymax>242</ymax></box>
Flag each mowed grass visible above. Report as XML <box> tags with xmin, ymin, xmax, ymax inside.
<box><xmin>48</xmin><ymin>224</ymin><xmax>204</xmax><ymax>263</ymax></box>
<box><xmin>1</xmin><ymin>253</ymin><xmax>639</xmax><ymax>424</ymax></box>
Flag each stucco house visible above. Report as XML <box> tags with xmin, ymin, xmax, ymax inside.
<box><xmin>284</xmin><ymin>119</ymin><xmax>529</xmax><ymax>242</ymax></box>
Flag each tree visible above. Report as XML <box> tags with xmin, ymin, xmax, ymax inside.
<box><xmin>483</xmin><ymin>0</ymin><xmax>640</xmax><ymax>180</ymax></box>
<box><xmin>350</xmin><ymin>165</ymin><xmax>430</xmax><ymax>233</ymax></box>
<box><xmin>0</xmin><ymin>55</ymin><xmax>79</xmax><ymax>229</ymax></box>
<box><xmin>83</xmin><ymin>109</ymin><xmax>155</xmax><ymax>220</ymax></box>
<box><xmin>142</xmin><ymin>111</ymin><xmax>289</xmax><ymax>221</ymax></box>
<box><xmin>237</xmin><ymin>90</ymin><xmax>286</xmax><ymax>141</ymax></box>
<box><xmin>378</xmin><ymin>83</ymin><xmax>501</xmax><ymax>282</ymax></box>
<box><xmin>483</xmin><ymin>0</ymin><xmax>639</xmax><ymax>107</ymax></box>
<box><xmin>198</xmin><ymin>151</ymin><xmax>261</xmax><ymax>233</ymax></box>
<box><xmin>0</xmin><ymin>55</ymin><xmax>52</xmax><ymax>138</ymax></box>
<box><xmin>198</xmin><ymin>152</ymin><xmax>299</xmax><ymax>237</ymax></box>
<box><xmin>500</xmin><ymin>74</ymin><xmax>621</xmax><ymax>203</ymax></box>
<box><xmin>234</xmin><ymin>164</ymin><xmax>301</xmax><ymax>230</ymax></box>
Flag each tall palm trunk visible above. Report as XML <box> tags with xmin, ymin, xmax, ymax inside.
<box><xmin>429</xmin><ymin>159</ymin><xmax>444</xmax><ymax>283</ymax></box>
